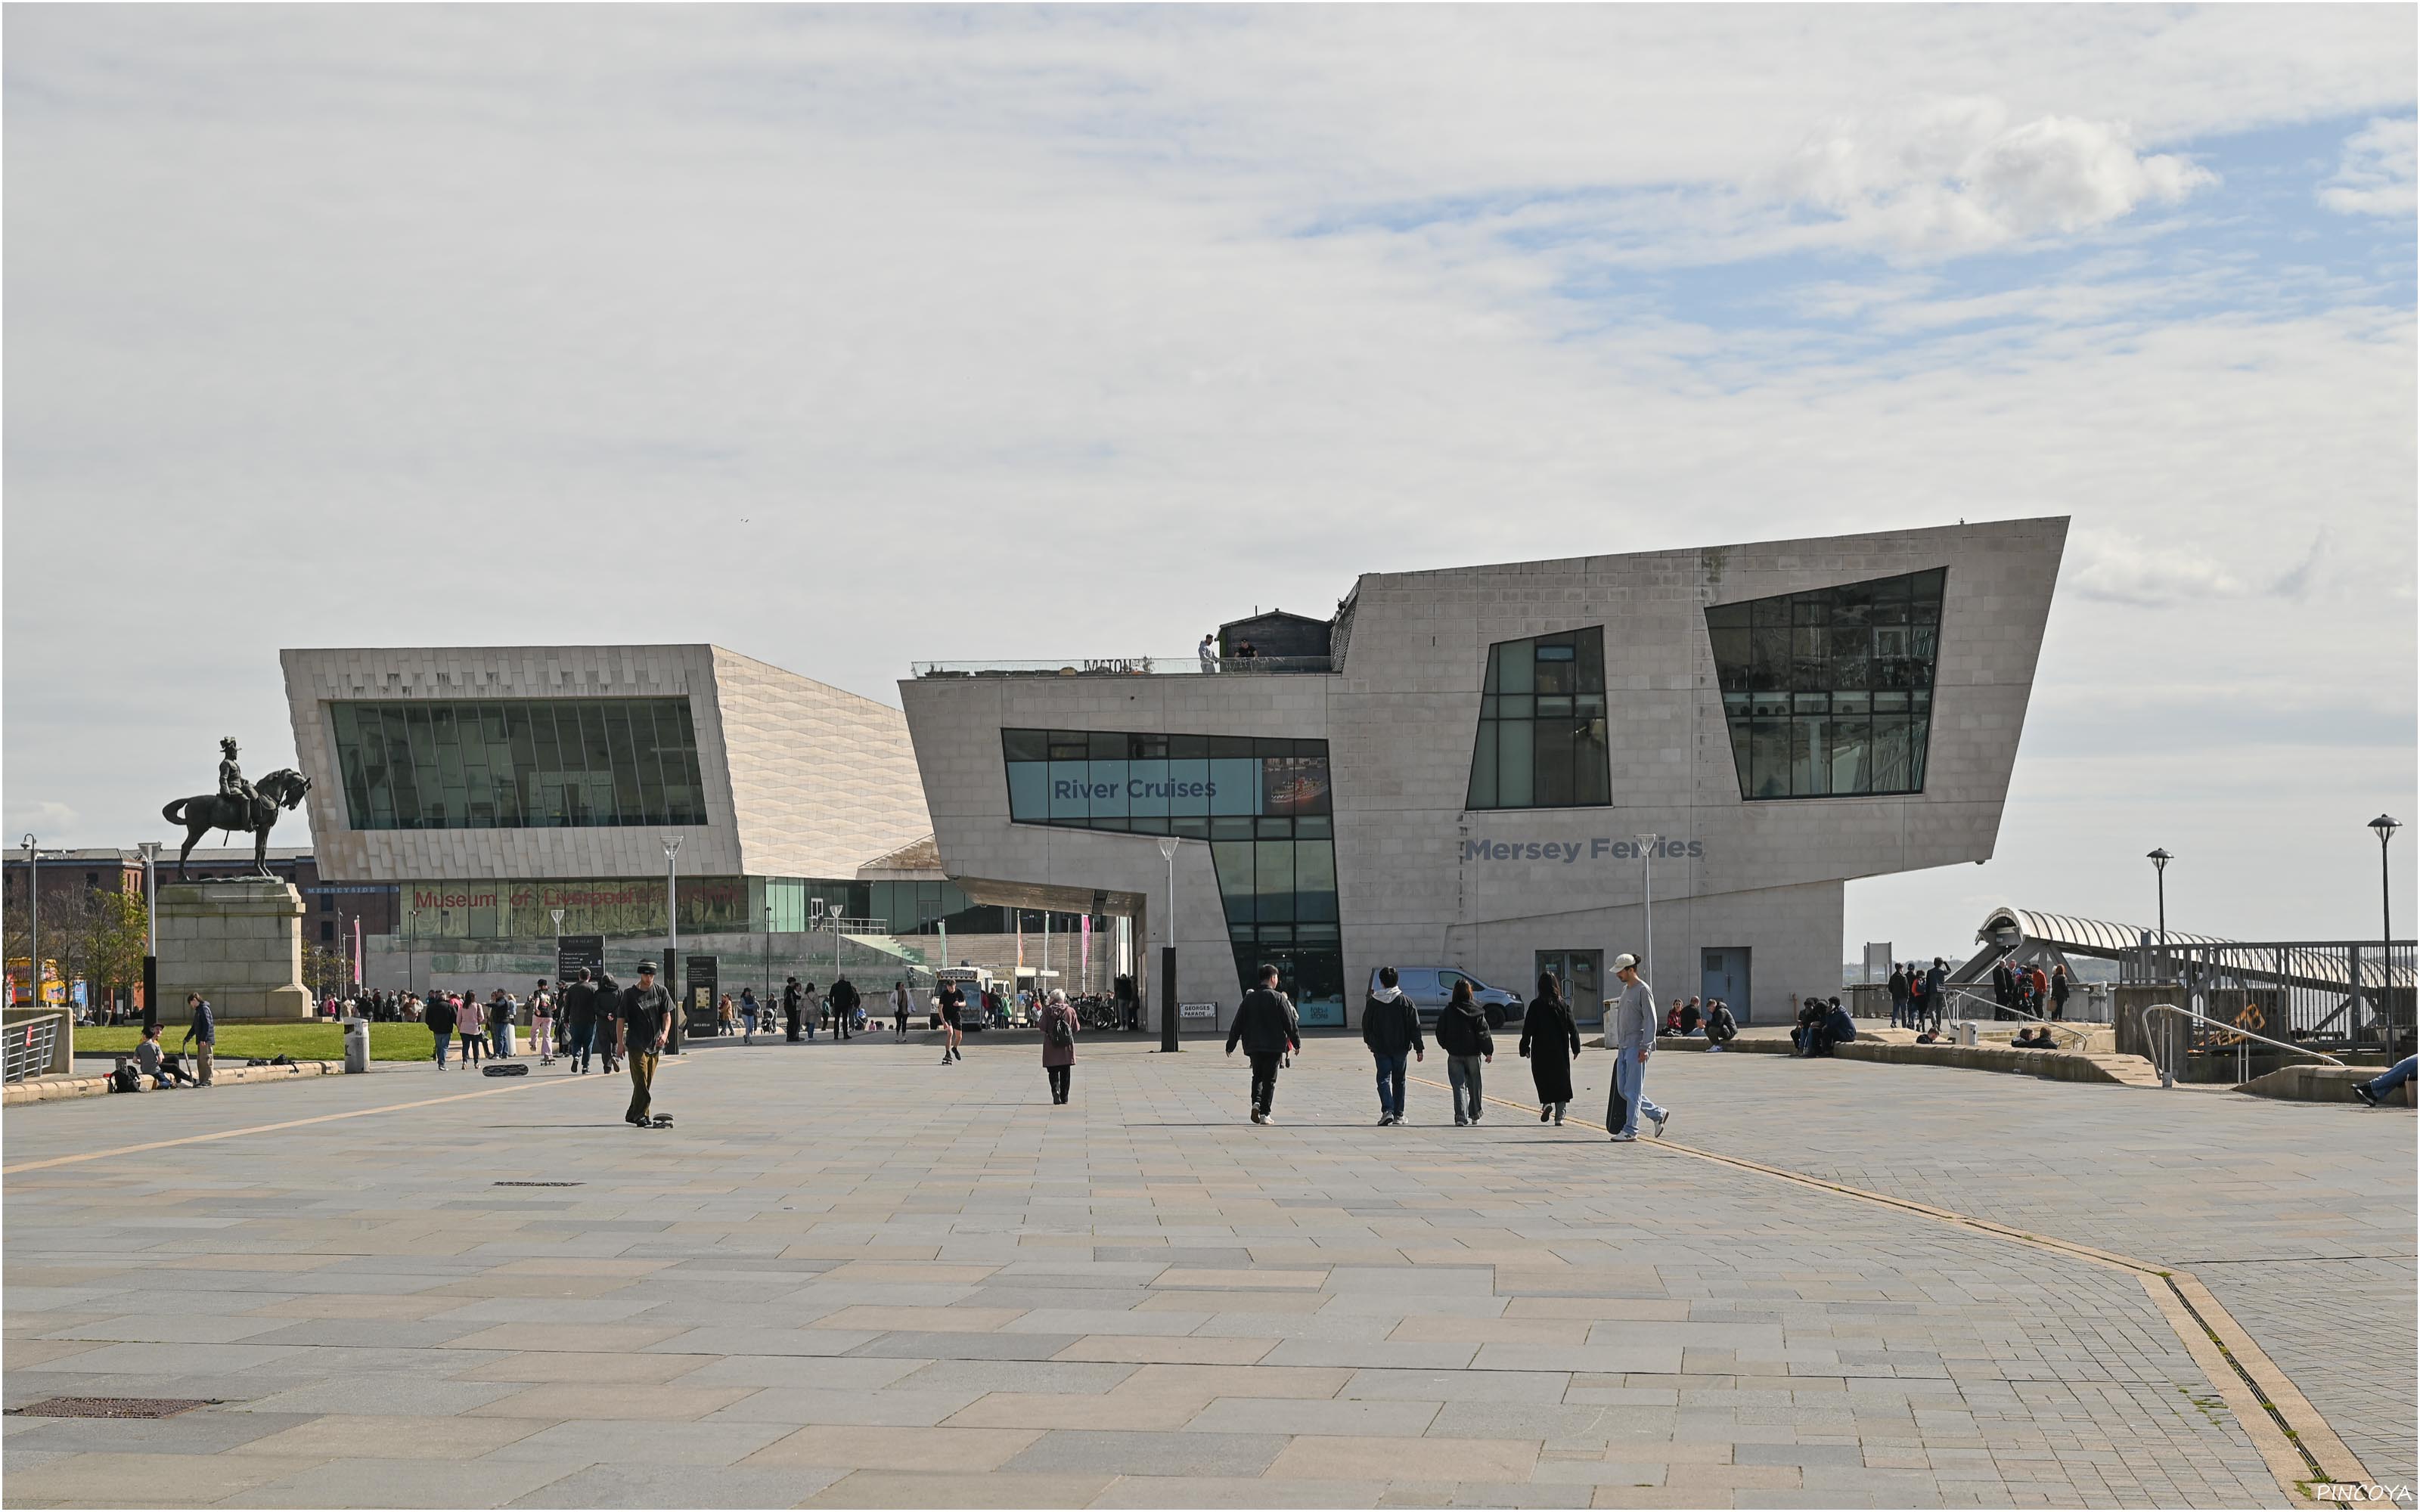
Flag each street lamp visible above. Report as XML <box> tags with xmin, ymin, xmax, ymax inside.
<box><xmin>19</xmin><ymin>835</ymin><xmax>38</xmax><ymax>1011</ymax></box>
<box><xmin>2370</xmin><ymin>815</ymin><xmax>2400</xmax><ymax>1054</ymax></box>
<box><xmin>811</xmin><ymin>897</ymin><xmax>829</xmax><ymax>983</ymax></box>
<box><xmin>2145</xmin><ymin>849</ymin><xmax>2172</xmax><ymax>978</ymax></box>
<box><xmin>1158</xmin><ymin>836</ymin><xmax>1180</xmax><ymax>1052</ymax></box>
<box><xmin>662</xmin><ymin>835</ymin><xmax>683</xmax><ymax>1052</ymax></box>
<box><xmin>138</xmin><ymin>841</ymin><xmax>160</xmax><ymax>1030</ymax></box>
<box><xmin>1634</xmin><ymin>834</ymin><xmax>1659</xmax><ymax>990</ymax></box>
<box><xmin>762</xmin><ymin>903</ymin><xmax>773</xmax><ymax>1002</ymax></box>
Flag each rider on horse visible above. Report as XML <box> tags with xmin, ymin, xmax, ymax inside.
<box><xmin>218</xmin><ymin>737</ymin><xmax>259</xmax><ymax>823</ymax></box>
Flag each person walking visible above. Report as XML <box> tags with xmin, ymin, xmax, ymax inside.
<box><xmin>1888</xmin><ymin>963</ymin><xmax>1910</xmax><ymax>1029</ymax></box>
<box><xmin>530</xmin><ymin>981</ymin><xmax>555</xmax><ymax>1065</ymax></box>
<box><xmin>1039</xmin><ymin>987</ymin><xmax>1079</xmax><ymax>1104</ymax></box>
<box><xmin>1924</xmin><ymin>958</ymin><xmax>1948</xmax><ymax>1032</ymax></box>
<box><xmin>1606</xmin><ymin>953</ymin><xmax>1669</xmax><ymax>1142</ymax></box>
<box><xmin>619</xmin><ymin>961</ymin><xmax>675</xmax><ymax>1127</ymax></box>
<box><xmin>424</xmin><ymin>988</ymin><xmax>458</xmax><ymax>1069</ymax></box>
<box><xmin>778</xmin><ymin>976</ymin><xmax>802</xmax><ymax>1042</ymax></box>
<box><xmin>1361</xmin><ymin>966</ymin><xmax>1424</xmax><ymax>1126</ymax></box>
<box><xmin>740</xmin><ymin>988</ymin><xmax>760</xmax><ymax>1044</ymax></box>
<box><xmin>1224</xmin><ymin>964</ymin><xmax>1299</xmax><ymax>1123</ymax></box>
<box><xmin>562</xmin><ymin>969</ymin><xmax>599</xmax><ymax>1073</ymax></box>
<box><xmin>488</xmin><ymin>990</ymin><xmax>515</xmax><ymax>1058</ymax></box>
<box><xmin>802</xmin><ymin>980</ymin><xmax>822</xmax><ymax>1042</ymax></box>
<box><xmin>1435</xmin><ymin>978</ymin><xmax>1494</xmax><ymax>1125</ymax></box>
<box><xmin>1519</xmin><ymin>970</ymin><xmax>1581</xmax><ymax>1124</ymax></box>
<box><xmin>831</xmin><ymin>976</ymin><xmax>858</xmax><ymax>1040</ymax></box>
<box><xmin>892</xmin><ymin>981</ymin><xmax>912</xmax><ymax>1038</ymax></box>
<box><xmin>457</xmin><ymin>993</ymin><xmax>485</xmax><ymax>1067</ymax></box>
<box><xmin>2049</xmin><ymin>964</ymin><xmax>2072</xmax><ymax>1021</ymax></box>
<box><xmin>937</xmin><ymin>978</ymin><xmax>965</xmax><ymax>1064</ymax></box>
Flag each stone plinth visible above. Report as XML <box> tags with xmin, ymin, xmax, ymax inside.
<box><xmin>157</xmin><ymin>879</ymin><xmax>312</xmax><ymax>1021</ymax></box>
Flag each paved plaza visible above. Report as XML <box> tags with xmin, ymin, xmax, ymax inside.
<box><xmin>4</xmin><ymin>1033</ymin><xmax>2410</xmax><ymax>1509</ymax></box>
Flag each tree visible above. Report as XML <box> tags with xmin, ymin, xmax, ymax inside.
<box><xmin>79</xmin><ymin>888</ymin><xmax>147</xmax><ymax>997</ymax></box>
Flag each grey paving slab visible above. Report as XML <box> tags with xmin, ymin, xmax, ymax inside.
<box><xmin>2</xmin><ymin>1035</ymin><xmax>2390</xmax><ymax>1510</ymax></box>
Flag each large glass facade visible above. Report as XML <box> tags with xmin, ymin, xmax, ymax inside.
<box><xmin>329</xmin><ymin>699</ymin><xmax>707</xmax><ymax>830</ymax></box>
<box><xmin>1001</xmin><ymin>729</ymin><xmax>1344</xmax><ymax>1021</ymax></box>
<box><xmin>1466</xmin><ymin>628</ymin><xmax>1612</xmax><ymax>810</ymax></box>
<box><xmin>1705</xmin><ymin>568</ymin><xmax>1944</xmax><ymax>799</ymax></box>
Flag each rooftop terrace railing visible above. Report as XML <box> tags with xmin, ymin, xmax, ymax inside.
<box><xmin>913</xmin><ymin>655</ymin><xmax>1333</xmax><ymax>678</ymax></box>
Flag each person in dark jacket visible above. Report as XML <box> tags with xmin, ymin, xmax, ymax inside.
<box><xmin>781</xmin><ymin>976</ymin><xmax>804</xmax><ymax>1042</ymax></box>
<box><xmin>830</xmin><ymin>976</ymin><xmax>858</xmax><ymax>1040</ymax></box>
<box><xmin>1361</xmin><ymin>967</ymin><xmax>1426</xmax><ymax>1126</ymax></box>
<box><xmin>1435</xmin><ymin>979</ymin><xmax>1494</xmax><ymax>1125</ymax></box>
<box><xmin>1923</xmin><ymin>959</ymin><xmax>1948</xmax><ymax>1030</ymax></box>
<box><xmin>1519</xmin><ymin>971</ymin><xmax>1581</xmax><ymax>1124</ymax></box>
<box><xmin>2049</xmin><ymin>964</ymin><xmax>2072</xmax><ymax>1021</ymax></box>
<box><xmin>1818</xmin><ymin>997</ymin><xmax>1857</xmax><ymax>1056</ymax></box>
<box><xmin>1889</xmin><ymin>965</ymin><xmax>1911</xmax><ymax>1028</ymax></box>
<box><xmin>1703</xmin><ymin>997</ymin><xmax>1738</xmax><ymax>1051</ymax></box>
<box><xmin>562</xmin><ymin>970</ymin><xmax>600</xmax><ymax>1074</ymax></box>
<box><xmin>593</xmin><ymin>974</ymin><xmax>621</xmax><ymax>1074</ymax></box>
<box><xmin>1225</xmin><ymin>964</ymin><xmax>1300</xmax><ymax>1124</ymax></box>
<box><xmin>424</xmin><ymin>990</ymin><xmax>458</xmax><ymax>1069</ymax></box>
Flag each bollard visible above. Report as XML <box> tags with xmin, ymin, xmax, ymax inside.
<box><xmin>341</xmin><ymin>1018</ymin><xmax>370</xmax><ymax>1074</ymax></box>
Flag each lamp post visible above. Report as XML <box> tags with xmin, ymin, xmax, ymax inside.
<box><xmin>811</xmin><ymin>897</ymin><xmax>828</xmax><ymax>984</ymax></box>
<box><xmin>2145</xmin><ymin>849</ymin><xmax>2172</xmax><ymax>977</ymax></box>
<box><xmin>20</xmin><ymin>835</ymin><xmax>39</xmax><ymax>1010</ymax></box>
<box><xmin>762</xmin><ymin>903</ymin><xmax>773</xmax><ymax>1002</ymax></box>
<box><xmin>2370</xmin><ymin>815</ymin><xmax>2401</xmax><ymax>1055</ymax></box>
<box><xmin>662</xmin><ymin>835</ymin><xmax>683</xmax><ymax>1052</ymax></box>
<box><xmin>1158</xmin><ymin>836</ymin><xmax>1180</xmax><ymax>1052</ymax></box>
<box><xmin>1634</xmin><ymin>834</ymin><xmax>1659</xmax><ymax>990</ymax></box>
<box><xmin>138</xmin><ymin>841</ymin><xmax>160</xmax><ymax>1030</ymax></box>
<box><xmin>406</xmin><ymin>908</ymin><xmax>420</xmax><ymax>997</ymax></box>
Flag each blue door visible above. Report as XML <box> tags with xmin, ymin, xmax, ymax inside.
<box><xmin>1702</xmin><ymin>948</ymin><xmax>1751</xmax><ymax>1024</ymax></box>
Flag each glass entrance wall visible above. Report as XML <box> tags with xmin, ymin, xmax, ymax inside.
<box><xmin>1001</xmin><ymin>728</ymin><xmax>1345</xmax><ymax>1019</ymax></box>
<box><xmin>1704</xmin><ymin>569</ymin><xmax>1944</xmax><ymax>800</ymax></box>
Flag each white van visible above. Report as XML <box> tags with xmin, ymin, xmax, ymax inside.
<box><xmin>1367</xmin><ymin>968</ymin><xmax>1525</xmax><ymax>1029</ymax></box>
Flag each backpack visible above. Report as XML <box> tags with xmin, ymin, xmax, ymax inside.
<box><xmin>1048</xmin><ymin>1012</ymin><xmax>1073</xmax><ymax>1049</ymax></box>
<box><xmin>110</xmin><ymin>1064</ymin><xmax>141</xmax><ymax>1093</ymax></box>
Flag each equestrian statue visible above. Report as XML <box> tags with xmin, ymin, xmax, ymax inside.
<box><xmin>160</xmin><ymin>737</ymin><xmax>312</xmax><ymax>880</ymax></box>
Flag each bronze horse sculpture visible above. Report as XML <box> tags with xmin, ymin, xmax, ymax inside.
<box><xmin>160</xmin><ymin>769</ymin><xmax>312</xmax><ymax>880</ymax></box>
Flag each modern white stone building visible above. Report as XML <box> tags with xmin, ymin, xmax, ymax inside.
<box><xmin>278</xmin><ymin>644</ymin><xmax>944</xmax><ymax>949</ymax></box>
<box><xmin>900</xmin><ymin>518</ymin><xmax>2068</xmax><ymax>1028</ymax></box>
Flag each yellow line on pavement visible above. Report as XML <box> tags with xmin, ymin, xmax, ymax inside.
<box><xmin>0</xmin><ymin>1060</ymin><xmax>672</xmax><ymax>1175</ymax></box>
<box><xmin>1406</xmin><ymin>1070</ymin><xmax>2371</xmax><ymax>1505</ymax></box>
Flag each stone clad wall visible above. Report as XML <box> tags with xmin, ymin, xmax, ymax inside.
<box><xmin>157</xmin><ymin>880</ymin><xmax>312</xmax><ymax>1021</ymax></box>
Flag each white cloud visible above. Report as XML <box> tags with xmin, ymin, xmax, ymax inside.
<box><xmin>2066</xmin><ymin>528</ymin><xmax>2245</xmax><ymax>608</ymax></box>
<box><xmin>2319</xmin><ymin>116</ymin><xmax>2418</xmax><ymax>215</ymax></box>
<box><xmin>5</xmin><ymin>801</ymin><xmax>81</xmax><ymax>838</ymax></box>
<box><xmin>1772</xmin><ymin>99</ymin><xmax>2217</xmax><ymax>259</ymax></box>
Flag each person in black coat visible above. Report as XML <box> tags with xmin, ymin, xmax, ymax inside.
<box><xmin>424</xmin><ymin>991</ymin><xmax>458</xmax><ymax>1069</ymax></box>
<box><xmin>830</xmin><ymin>976</ymin><xmax>858</xmax><ymax>1040</ymax></box>
<box><xmin>1361</xmin><ymin>967</ymin><xmax>1426</xmax><ymax>1126</ymax></box>
<box><xmin>782</xmin><ymin>976</ymin><xmax>804</xmax><ymax>1042</ymax></box>
<box><xmin>1518</xmin><ymin>971</ymin><xmax>1581</xmax><ymax>1124</ymax></box>
<box><xmin>1225</xmin><ymin>964</ymin><xmax>1300</xmax><ymax>1124</ymax></box>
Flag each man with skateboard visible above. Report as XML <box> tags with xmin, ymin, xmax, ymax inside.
<box><xmin>619</xmin><ymin>961</ymin><xmax>676</xmax><ymax>1128</ymax></box>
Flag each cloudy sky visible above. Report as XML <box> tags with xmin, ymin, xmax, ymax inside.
<box><xmin>5</xmin><ymin>5</ymin><xmax>2413</xmax><ymax>957</ymax></box>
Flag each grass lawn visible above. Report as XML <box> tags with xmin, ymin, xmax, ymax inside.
<box><xmin>75</xmin><ymin>1022</ymin><xmax>442</xmax><ymax>1061</ymax></box>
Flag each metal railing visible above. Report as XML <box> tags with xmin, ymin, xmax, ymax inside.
<box><xmin>5</xmin><ymin>1015</ymin><xmax>60</xmax><ymax>1083</ymax></box>
<box><xmin>1938</xmin><ymin>986</ymin><xmax>2095</xmax><ymax>1050</ymax></box>
<box><xmin>2127</xmin><ymin>939</ymin><xmax>2412</xmax><ymax>1055</ymax></box>
<box><xmin>913</xmin><ymin>655</ymin><xmax>1333</xmax><ymax>678</ymax></box>
<box><xmin>2140</xmin><ymin>1001</ymin><xmax>2344</xmax><ymax>1089</ymax></box>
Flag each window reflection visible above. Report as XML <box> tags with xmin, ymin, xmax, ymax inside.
<box><xmin>330</xmin><ymin>699</ymin><xmax>706</xmax><ymax>830</ymax></box>
<box><xmin>1704</xmin><ymin>569</ymin><xmax>1944</xmax><ymax>799</ymax></box>
<box><xmin>1466</xmin><ymin>627</ymin><xmax>1611</xmax><ymax>810</ymax></box>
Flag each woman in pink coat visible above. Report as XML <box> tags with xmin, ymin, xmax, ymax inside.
<box><xmin>1040</xmin><ymin>989</ymin><xmax>1079</xmax><ymax>1105</ymax></box>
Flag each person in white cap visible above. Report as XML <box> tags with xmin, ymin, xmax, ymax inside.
<box><xmin>1606</xmin><ymin>953</ymin><xmax>1670</xmax><ymax>1142</ymax></box>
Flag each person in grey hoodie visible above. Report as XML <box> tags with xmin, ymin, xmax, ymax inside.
<box><xmin>1361</xmin><ymin>967</ymin><xmax>1426</xmax><ymax>1126</ymax></box>
<box><xmin>1606</xmin><ymin>953</ymin><xmax>1669</xmax><ymax>1142</ymax></box>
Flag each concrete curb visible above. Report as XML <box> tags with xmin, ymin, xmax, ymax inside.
<box><xmin>2237</xmin><ymin>1062</ymin><xmax>2414</xmax><ymax>1107</ymax></box>
<box><xmin>2</xmin><ymin>1058</ymin><xmax>346</xmax><ymax>1106</ymax></box>
<box><xmin>1599</xmin><ymin>1033</ymin><xmax>2159</xmax><ymax>1086</ymax></box>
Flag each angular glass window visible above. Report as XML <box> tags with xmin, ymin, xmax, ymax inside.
<box><xmin>1702</xmin><ymin>568</ymin><xmax>1945</xmax><ymax>798</ymax></box>
<box><xmin>1466</xmin><ymin>627</ymin><xmax>1612</xmax><ymax>810</ymax></box>
<box><xmin>326</xmin><ymin>699</ymin><xmax>706</xmax><ymax>830</ymax></box>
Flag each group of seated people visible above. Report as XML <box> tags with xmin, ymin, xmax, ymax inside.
<box><xmin>1792</xmin><ymin>995</ymin><xmax>1858</xmax><ymax>1057</ymax></box>
<box><xmin>1661</xmin><ymin>995</ymin><xmax>1739</xmax><ymax>1049</ymax></box>
<box><xmin>2009</xmin><ymin>1024</ymin><xmax>2060</xmax><ymax>1049</ymax></box>
<box><xmin>107</xmin><ymin>1024</ymin><xmax>202</xmax><ymax>1092</ymax></box>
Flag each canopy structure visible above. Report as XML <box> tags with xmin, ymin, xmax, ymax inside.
<box><xmin>1962</xmin><ymin>904</ymin><xmax>2415</xmax><ymax>999</ymax></box>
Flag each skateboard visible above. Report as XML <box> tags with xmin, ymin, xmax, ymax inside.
<box><xmin>650</xmin><ymin>1114</ymin><xmax>674</xmax><ymax>1128</ymax></box>
<box><xmin>481</xmin><ymin>1063</ymin><xmax>530</xmax><ymax>1077</ymax></box>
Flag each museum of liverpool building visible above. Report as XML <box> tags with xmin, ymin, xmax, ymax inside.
<box><xmin>900</xmin><ymin>517</ymin><xmax>2065</xmax><ymax>1028</ymax></box>
<box><xmin>275</xmin><ymin>644</ymin><xmax>1105</xmax><ymax>999</ymax></box>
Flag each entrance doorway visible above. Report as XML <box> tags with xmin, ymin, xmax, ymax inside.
<box><xmin>1535</xmin><ymin>950</ymin><xmax>1605</xmax><ymax>1024</ymax></box>
<box><xmin>1702</xmin><ymin>948</ymin><xmax>1751</xmax><ymax>1024</ymax></box>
